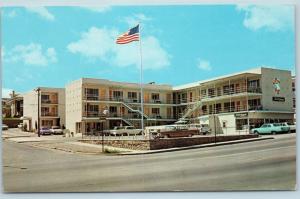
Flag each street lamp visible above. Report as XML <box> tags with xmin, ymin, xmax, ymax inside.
<box><xmin>101</xmin><ymin>108</ymin><xmax>109</xmax><ymax>152</ymax></box>
<box><xmin>34</xmin><ymin>87</ymin><xmax>41</xmax><ymax>137</ymax></box>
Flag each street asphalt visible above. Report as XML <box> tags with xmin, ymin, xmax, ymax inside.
<box><xmin>2</xmin><ymin>133</ymin><xmax>296</xmax><ymax>192</ymax></box>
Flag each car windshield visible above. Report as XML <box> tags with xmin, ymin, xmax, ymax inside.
<box><xmin>41</xmin><ymin>128</ymin><xmax>49</xmax><ymax>130</ymax></box>
<box><xmin>273</xmin><ymin>124</ymin><xmax>280</xmax><ymax>126</ymax></box>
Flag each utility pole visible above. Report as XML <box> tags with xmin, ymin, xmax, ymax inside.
<box><xmin>36</xmin><ymin>87</ymin><xmax>41</xmax><ymax>137</ymax></box>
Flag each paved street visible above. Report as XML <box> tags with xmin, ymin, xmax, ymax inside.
<box><xmin>2</xmin><ymin>133</ymin><xmax>296</xmax><ymax>192</ymax></box>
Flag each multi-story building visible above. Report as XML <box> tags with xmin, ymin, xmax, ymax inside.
<box><xmin>173</xmin><ymin>67</ymin><xmax>294</xmax><ymax>134</ymax></box>
<box><xmin>2</xmin><ymin>98</ymin><xmax>11</xmax><ymax>118</ymax></box>
<box><xmin>23</xmin><ymin>87</ymin><xmax>65</xmax><ymax>131</ymax></box>
<box><xmin>20</xmin><ymin>67</ymin><xmax>292</xmax><ymax>136</ymax></box>
<box><xmin>9</xmin><ymin>91</ymin><xmax>23</xmax><ymax>117</ymax></box>
<box><xmin>65</xmin><ymin>78</ymin><xmax>176</xmax><ymax>134</ymax></box>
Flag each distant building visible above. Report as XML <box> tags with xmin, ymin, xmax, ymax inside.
<box><xmin>9</xmin><ymin>91</ymin><xmax>23</xmax><ymax>118</ymax></box>
<box><xmin>22</xmin><ymin>87</ymin><xmax>65</xmax><ymax>131</ymax></box>
<box><xmin>2</xmin><ymin>98</ymin><xmax>11</xmax><ymax>118</ymax></box>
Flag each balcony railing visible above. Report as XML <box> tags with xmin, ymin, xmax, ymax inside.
<box><xmin>41</xmin><ymin>99</ymin><xmax>58</xmax><ymax>104</ymax></box>
<box><xmin>41</xmin><ymin>112</ymin><xmax>58</xmax><ymax>117</ymax></box>
<box><xmin>83</xmin><ymin>95</ymin><xmax>173</xmax><ymax>104</ymax></box>
<box><xmin>83</xmin><ymin>111</ymin><xmax>176</xmax><ymax>120</ymax></box>
<box><xmin>200</xmin><ymin>105</ymin><xmax>263</xmax><ymax>115</ymax></box>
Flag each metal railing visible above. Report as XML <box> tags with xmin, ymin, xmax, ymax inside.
<box><xmin>83</xmin><ymin>95</ymin><xmax>174</xmax><ymax>104</ymax></box>
<box><xmin>41</xmin><ymin>99</ymin><xmax>58</xmax><ymax>104</ymax></box>
<box><xmin>41</xmin><ymin>112</ymin><xmax>58</xmax><ymax>117</ymax></box>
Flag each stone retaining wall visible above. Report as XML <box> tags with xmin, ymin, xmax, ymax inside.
<box><xmin>80</xmin><ymin>134</ymin><xmax>259</xmax><ymax>151</ymax></box>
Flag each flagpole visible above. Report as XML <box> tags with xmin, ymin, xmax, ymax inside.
<box><xmin>138</xmin><ymin>23</ymin><xmax>144</xmax><ymax>136</ymax></box>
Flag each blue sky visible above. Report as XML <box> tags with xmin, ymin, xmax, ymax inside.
<box><xmin>1</xmin><ymin>5</ymin><xmax>295</xmax><ymax>96</ymax></box>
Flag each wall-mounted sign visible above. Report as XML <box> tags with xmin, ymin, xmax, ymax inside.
<box><xmin>272</xmin><ymin>78</ymin><xmax>281</xmax><ymax>94</ymax></box>
<box><xmin>272</xmin><ymin>97</ymin><xmax>285</xmax><ymax>102</ymax></box>
<box><xmin>234</xmin><ymin>112</ymin><xmax>248</xmax><ymax>118</ymax></box>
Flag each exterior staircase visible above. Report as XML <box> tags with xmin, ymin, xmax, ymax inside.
<box><xmin>121</xmin><ymin>102</ymin><xmax>149</xmax><ymax>119</ymax></box>
<box><xmin>176</xmin><ymin>100</ymin><xmax>202</xmax><ymax>123</ymax></box>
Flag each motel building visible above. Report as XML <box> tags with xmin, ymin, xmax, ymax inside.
<box><xmin>173</xmin><ymin>67</ymin><xmax>294</xmax><ymax>134</ymax></box>
<box><xmin>22</xmin><ymin>87</ymin><xmax>65</xmax><ymax>131</ymax></box>
<box><xmin>19</xmin><ymin>67</ymin><xmax>294</xmax><ymax>136</ymax></box>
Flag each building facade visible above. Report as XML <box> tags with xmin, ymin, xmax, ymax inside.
<box><xmin>23</xmin><ymin>87</ymin><xmax>65</xmax><ymax>131</ymax></box>
<box><xmin>65</xmin><ymin>78</ymin><xmax>176</xmax><ymax>134</ymax></box>
<box><xmin>173</xmin><ymin>67</ymin><xmax>294</xmax><ymax>134</ymax></box>
<box><xmin>20</xmin><ymin>67</ymin><xmax>294</xmax><ymax>135</ymax></box>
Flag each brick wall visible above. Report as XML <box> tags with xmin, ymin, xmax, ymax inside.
<box><xmin>80</xmin><ymin>134</ymin><xmax>258</xmax><ymax>151</ymax></box>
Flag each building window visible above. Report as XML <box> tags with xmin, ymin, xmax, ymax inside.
<box><xmin>41</xmin><ymin>120</ymin><xmax>53</xmax><ymax>127</ymax></box>
<box><xmin>112</xmin><ymin>91</ymin><xmax>123</xmax><ymax>100</ymax></box>
<box><xmin>41</xmin><ymin>95</ymin><xmax>50</xmax><ymax>103</ymax></box>
<box><xmin>85</xmin><ymin>104</ymin><xmax>99</xmax><ymax>112</ymax></box>
<box><xmin>293</xmin><ymin>98</ymin><xmax>296</xmax><ymax>108</ymax></box>
<box><xmin>202</xmin><ymin>105</ymin><xmax>207</xmax><ymax>114</ymax></box>
<box><xmin>236</xmin><ymin>119</ymin><xmax>247</xmax><ymax>130</ymax></box>
<box><xmin>208</xmin><ymin>88</ymin><xmax>215</xmax><ymax>98</ymax></box>
<box><xmin>223</xmin><ymin>84</ymin><xmax>234</xmax><ymax>95</ymax></box>
<box><xmin>152</xmin><ymin>108</ymin><xmax>160</xmax><ymax>115</ymax></box>
<box><xmin>109</xmin><ymin>106</ymin><xmax>117</xmax><ymax>113</ymax></box>
<box><xmin>128</xmin><ymin>92</ymin><xmax>137</xmax><ymax>99</ymax></box>
<box><xmin>201</xmin><ymin>89</ymin><xmax>207</xmax><ymax>97</ymax></box>
<box><xmin>151</xmin><ymin>93</ymin><xmax>160</xmax><ymax>103</ymax></box>
<box><xmin>217</xmin><ymin>87</ymin><xmax>222</xmax><ymax>96</ymax></box>
<box><xmin>85</xmin><ymin>88</ymin><xmax>98</xmax><ymax>100</ymax></box>
<box><xmin>224</xmin><ymin>102</ymin><xmax>235</xmax><ymax>112</ymax></box>
<box><xmin>248</xmin><ymin>98</ymin><xmax>261</xmax><ymax>110</ymax></box>
<box><xmin>248</xmin><ymin>79</ymin><xmax>260</xmax><ymax>88</ymax></box>
<box><xmin>215</xmin><ymin>103</ymin><xmax>222</xmax><ymax>113</ymax></box>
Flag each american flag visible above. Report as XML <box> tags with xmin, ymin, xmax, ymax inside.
<box><xmin>116</xmin><ymin>25</ymin><xmax>139</xmax><ymax>44</ymax></box>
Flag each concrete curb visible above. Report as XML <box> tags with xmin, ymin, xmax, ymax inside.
<box><xmin>118</xmin><ymin>137</ymin><xmax>274</xmax><ymax>155</ymax></box>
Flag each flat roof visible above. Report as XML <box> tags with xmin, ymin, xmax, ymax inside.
<box><xmin>80</xmin><ymin>78</ymin><xmax>173</xmax><ymax>91</ymax></box>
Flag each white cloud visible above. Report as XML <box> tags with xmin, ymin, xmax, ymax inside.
<box><xmin>80</xmin><ymin>5</ymin><xmax>111</xmax><ymax>13</ymax></box>
<box><xmin>124</xmin><ymin>13</ymin><xmax>152</xmax><ymax>26</ymax></box>
<box><xmin>67</xmin><ymin>27</ymin><xmax>170</xmax><ymax>70</ymax></box>
<box><xmin>25</xmin><ymin>7</ymin><xmax>55</xmax><ymax>21</ymax></box>
<box><xmin>4</xmin><ymin>43</ymin><xmax>58</xmax><ymax>66</ymax></box>
<box><xmin>2</xmin><ymin>88</ymin><xmax>13</xmax><ymax>98</ymax></box>
<box><xmin>236</xmin><ymin>5</ymin><xmax>294</xmax><ymax>31</ymax></box>
<box><xmin>197</xmin><ymin>59</ymin><xmax>212</xmax><ymax>71</ymax></box>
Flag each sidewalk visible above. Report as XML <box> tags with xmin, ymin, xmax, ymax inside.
<box><xmin>2</xmin><ymin>128</ymin><xmax>34</xmax><ymax>139</ymax></box>
<box><xmin>25</xmin><ymin>141</ymin><xmax>135</xmax><ymax>155</ymax></box>
<box><xmin>118</xmin><ymin>136</ymin><xmax>274</xmax><ymax>155</ymax></box>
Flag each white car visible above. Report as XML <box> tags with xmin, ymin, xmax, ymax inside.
<box><xmin>188</xmin><ymin>124</ymin><xmax>210</xmax><ymax>135</ymax></box>
<box><xmin>109</xmin><ymin>126</ymin><xmax>142</xmax><ymax>136</ymax></box>
<box><xmin>18</xmin><ymin>123</ymin><xmax>23</xmax><ymax>129</ymax></box>
<box><xmin>50</xmin><ymin>126</ymin><xmax>63</xmax><ymax>135</ymax></box>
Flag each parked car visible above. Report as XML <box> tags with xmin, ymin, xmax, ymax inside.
<box><xmin>2</xmin><ymin>124</ymin><xmax>9</xmax><ymax>130</ymax></box>
<box><xmin>40</xmin><ymin>127</ymin><xmax>52</xmax><ymax>135</ymax></box>
<box><xmin>188</xmin><ymin>123</ymin><xmax>210</xmax><ymax>135</ymax></box>
<box><xmin>281</xmin><ymin>122</ymin><xmax>296</xmax><ymax>133</ymax></box>
<box><xmin>17</xmin><ymin>123</ymin><xmax>23</xmax><ymax>129</ymax></box>
<box><xmin>251</xmin><ymin>123</ymin><xmax>290</xmax><ymax>135</ymax></box>
<box><xmin>156</xmin><ymin>129</ymin><xmax>199</xmax><ymax>138</ymax></box>
<box><xmin>109</xmin><ymin>126</ymin><xmax>142</xmax><ymax>136</ymax></box>
<box><xmin>50</xmin><ymin>126</ymin><xmax>63</xmax><ymax>135</ymax></box>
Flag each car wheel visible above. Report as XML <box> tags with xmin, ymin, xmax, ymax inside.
<box><xmin>254</xmin><ymin>130</ymin><xmax>258</xmax><ymax>134</ymax></box>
